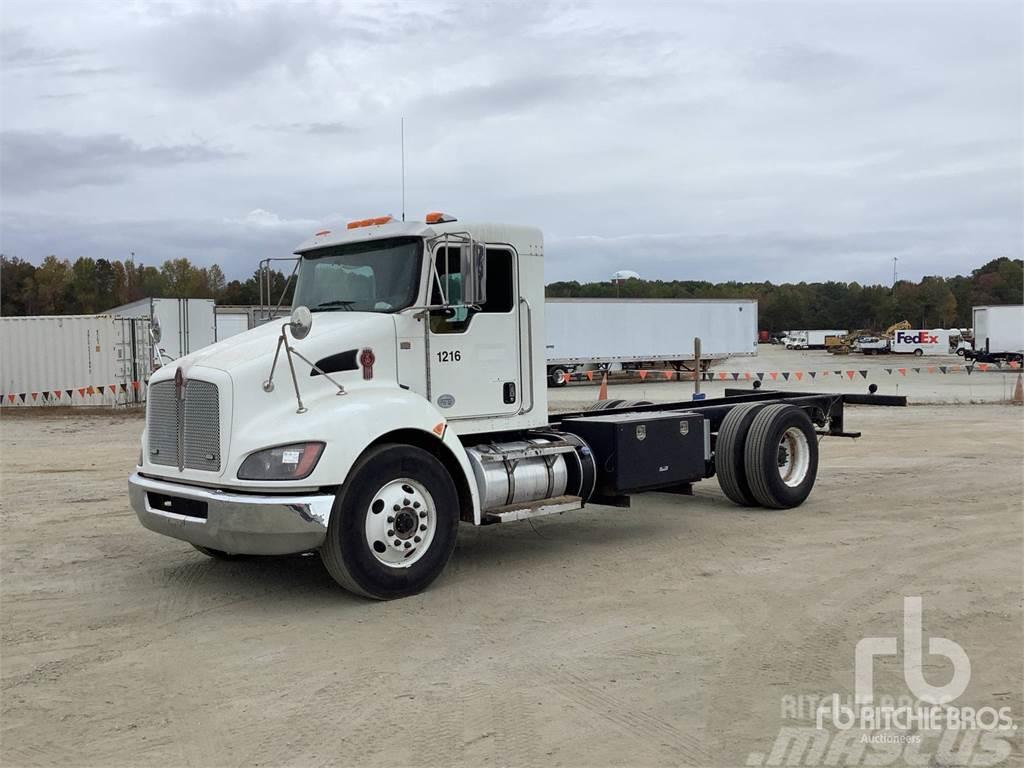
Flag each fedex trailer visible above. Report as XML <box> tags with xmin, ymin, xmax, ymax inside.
<box><xmin>890</xmin><ymin>329</ymin><xmax>953</xmax><ymax>357</ymax></box>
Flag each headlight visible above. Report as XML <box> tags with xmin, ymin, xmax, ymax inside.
<box><xmin>237</xmin><ymin>442</ymin><xmax>325</xmax><ymax>481</ymax></box>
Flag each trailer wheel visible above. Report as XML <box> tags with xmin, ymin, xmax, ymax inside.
<box><xmin>714</xmin><ymin>403</ymin><xmax>767</xmax><ymax>506</ymax></box>
<box><xmin>320</xmin><ymin>443</ymin><xmax>459</xmax><ymax>600</ymax></box>
<box><xmin>548</xmin><ymin>366</ymin><xmax>569</xmax><ymax>388</ymax></box>
<box><xmin>743</xmin><ymin>404</ymin><xmax>819</xmax><ymax>509</ymax></box>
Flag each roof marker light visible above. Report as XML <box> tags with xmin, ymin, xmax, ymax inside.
<box><xmin>346</xmin><ymin>215</ymin><xmax>394</xmax><ymax>229</ymax></box>
<box><xmin>314</xmin><ymin>229</ymin><xmax>331</xmax><ymax>237</ymax></box>
<box><xmin>425</xmin><ymin>211</ymin><xmax>457</xmax><ymax>224</ymax></box>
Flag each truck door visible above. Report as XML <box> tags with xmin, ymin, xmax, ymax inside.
<box><xmin>427</xmin><ymin>244</ymin><xmax>521</xmax><ymax>420</ymax></box>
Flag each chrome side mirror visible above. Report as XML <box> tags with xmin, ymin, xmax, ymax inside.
<box><xmin>460</xmin><ymin>241</ymin><xmax>487</xmax><ymax>306</ymax></box>
<box><xmin>289</xmin><ymin>306</ymin><xmax>313</xmax><ymax>340</ymax></box>
<box><xmin>151</xmin><ymin>317</ymin><xmax>162</xmax><ymax>344</ymax></box>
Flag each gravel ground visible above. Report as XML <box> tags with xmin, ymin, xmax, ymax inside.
<box><xmin>1</xmin><ymin>405</ymin><xmax>1022</xmax><ymax>767</ymax></box>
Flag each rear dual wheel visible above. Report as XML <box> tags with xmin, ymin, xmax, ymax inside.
<box><xmin>715</xmin><ymin>404</ymin><xmax>818</xmax><ymax>509</ymax></box>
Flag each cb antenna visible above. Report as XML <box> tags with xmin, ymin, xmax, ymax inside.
<box><xmin>401</xmin><ymin>116</ymin><xmax>406</xmax><ymax>222</ymax></box>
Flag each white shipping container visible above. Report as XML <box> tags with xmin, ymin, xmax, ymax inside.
<box><xmin>107</xmin><ymin>297</ymin><xmax>216</xmax><ymax>361</ymax></box>
<box><xmin>973</xmin><ymin>305</ymin><xmax>1024</xmax><ymax>355</ymax></box>
<box><xmin>0</xmin><ymin>315</ymin><xmax>152</xmax><ymax>407</ymax></box>
<box><xmin>215</xmin><ymin>311</ymin><xmax>252</xmax><ymax>341</ymax></box>
<box><xmin>544</xmin><ymin>298</ymin><xmax>758</xmax><ymax>364</ymax></box>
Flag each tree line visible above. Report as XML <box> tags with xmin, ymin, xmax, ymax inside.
<box><xmin>1</xmin><ymin>253</ymin><xmax>1020</xmax><ymax>331</ymax></box>
<box><xmin>547</xmin><ymin>258</ymin><xmax>1022</xmax><ymax>331</ymax></box>
<box><xmin>0</xmin><ymin>255</ymin><xmax>294</xmax><ymax>316</ymax></box>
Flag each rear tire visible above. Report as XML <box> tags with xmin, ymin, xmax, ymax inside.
<box><xmin>320</xmin><ymin>443</ymin><xmax>459</xmax><ymax>599</ymax></box>
<box><xmin>913</xmin><ymin>348</ymin><xmax>924</xmax><ymax>357</ymax></box>
<box><xmin>743</xmin><ymin>404</ymin><xmax>819</xmax><ymax>509</ymax></box>
<box><xmin>714</xmin><ymin>403</ymin><xmax>767</xmax><ymax>506</ymax></box>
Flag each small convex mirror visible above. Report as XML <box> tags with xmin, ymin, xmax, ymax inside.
<box><xmin>289</xmin><ymin>305</ymin><xmax>313</xmax><ymax>340</ymax></box>
<box><xmin>151</xmin><ymin>317</ymin><xmax>162</xmax><ymax>344</ymax></box>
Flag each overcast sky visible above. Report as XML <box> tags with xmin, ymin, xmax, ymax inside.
<box><xmin>1</xmin><ymin>0</ymin><xmax>1021</xmax><ymax>286</ymax></box>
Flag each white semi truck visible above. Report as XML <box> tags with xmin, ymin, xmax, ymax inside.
<box><xmin>129</xmin><ymin>214</ymin><xmax>903</xmax><ymax>599</ymax></box>
<box><xmin>544</xmin><ymin>298</ymin><xmax>757</xmax><ymax>387</ymax></box>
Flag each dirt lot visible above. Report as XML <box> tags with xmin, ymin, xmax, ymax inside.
<box><xmin>2</xmin><ymin>406</ymin><xmax>1022</xmax><ymax>767</ymax></box>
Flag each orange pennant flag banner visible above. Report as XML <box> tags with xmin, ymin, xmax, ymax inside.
<box><xmin>132</xmin><ymin>380</ymin><xmax>141</xmax><ymax>390</ymax></box>
<box><xmin>109</xmin><ymin>384</ymin><xmax>117</xmax><ymax>393</ymax></box>
<box><xmin>794</xmin><ymin>372</ymin><xmax>804</xmax><ymax>381</ymax></box>
<box><xmin>769</xmin><ymin>372</ymin><xmax>779</xmax><ymax>380</ymax></box>
<box><xmin>54</xmin><ymin>391</ymin><xmax>61</xmax><ymax>399</ymax></box>
<box><xmin>31</xmin><ymin>392</ymin><xmax>38</xmax><ymax>401</ymax></box>
<box><xmin>718</xmin><ymin>372</ymin><xmax>727</xmax><ymax>380</ymax></box>
<box><xmin>86</xmin><ymin>385</ymin><xmax>95</xmax><ymax>395</ymax></box>
<box><xmin>78</xmin><ymin>388</ymin><xmax>86</xmax><ymax>397</ymax></box>
<box><xmin>743</xmin><ymin>372</ymin><xmax>751</xmax><ymax>380</ymax></box>
<box><xmin>898</xmin><ymin>368</ymin><xmax>907</xmax><ymax>376</ymax></box>
<box><xmin>977</xmin><ymin>363</ymin><xmax>988</xmax><ymax>372</ymax></box>
<box><xmin>846</xmin><ymin>371</ymin><xmax>855</xmax><ymax>380</ymax></box>
<box><xmin>927</xmin><ymin>367</ymin><xmax>936</xmax><ymax>374</ymax></box>
<box><xmin>663</xmin><ymin>370</ymin><xmax>673</xmax><ymax>380</ymax></box>
<box><xmin>638</xmin><ymin>370</ymin><xmax>648</xmax><ymax>380</ymax></box>
<box><xmin>585</xmin><ymin>371</ymin><xmax>594</xmax><ymax>381</ymax></box>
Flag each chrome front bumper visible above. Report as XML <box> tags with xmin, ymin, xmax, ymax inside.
<box><xmin>129</xmin><ymin>472</ymin><xmax>335</xmax><ymax>555</ymax></box>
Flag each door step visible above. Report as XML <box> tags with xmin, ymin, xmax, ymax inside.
<box><xmin>483</xmin><ymin>494</ymin><xmax>583</xmax><ymax>524</ymax></box>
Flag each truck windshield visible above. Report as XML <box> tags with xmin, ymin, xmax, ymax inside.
<box><xmin>293</xmin><ymin>237</ymin><xmax>423</xmax><ymax>313</ymax></box>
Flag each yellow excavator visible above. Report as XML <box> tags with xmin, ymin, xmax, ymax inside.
<box><xmin>827</xmin><ymin>320</ymin><xmax>911</xmax><ymax>355</ymax></box>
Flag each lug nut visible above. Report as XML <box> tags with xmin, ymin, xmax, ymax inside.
<box><xmin>394</xmin><ymin>539</ymin><xmax>401</xmax><ymax>547</ymax></box>
<box><xmin>387</xmin><ymin>529</ymin><xmax>394</xmax><ymax>536</ymax></box>
<box><xmin>387</xmin><ymin>516</ymin><xmax>394</xmax><ymax>523</ymax></box>
<box><xmin>419</xmin><ymin>511</ymin><xmax>427</xmax><ymax>518</ymax></box>
<box><xmin>414</xmin><ymin>536</ymin><xmax>421</xmax><ymax>543</ymax></box>
<box><xmin>403</xmin><ymin>498</ymin><xmax>410</xmax><ymax>506</ymax></box>
<box><xmin>393</xmin><ymin>504</ymin><xmax>400</xmax><ymax>511</ymax></box>
<box><xmin>412</xmin><ymin>501</ymin><xmax>420</xmax><ymax>508</ymax></box>
<box><xmin>419</xmin><ymin>524</ymin><xmax>427</xmax><ymax>532</ymax></box>
<box><xmin>404</xmin><ymin>542</ymin><xmax>412</xmax><ymax>549</ymax></box>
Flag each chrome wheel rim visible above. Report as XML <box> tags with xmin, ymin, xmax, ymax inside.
<box><xmin>365</xmin><ymin>478</ymin><xmax>436</xmax><ymax>568</ymax></box>
<box><xmin>777</xmin><ymin>427</ymin><xmax>810</xmax><ymax>488</ymax></box>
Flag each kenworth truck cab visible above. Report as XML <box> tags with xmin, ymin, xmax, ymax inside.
<box><xmin>129</xmin><ymin>213</ymin><xmax>904</xmax><ymax>599</ymax></box>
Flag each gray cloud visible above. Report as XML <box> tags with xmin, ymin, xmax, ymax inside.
<box><xmin>0</xmin><ymin>0</ymin><xmax>1019</xmax><ymax>285</ymax></box>
<box><xmin>0</xmin><ymin>132</ymin><xmax>237</xmax><ymax>193</ymax></box>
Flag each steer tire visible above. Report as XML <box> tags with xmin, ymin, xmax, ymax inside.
<box><xmin>743</xmin><ymin>404</ymin><xmax>819</xmax><ymax>509</ymax></box>
<box><xmin>320</xmin><ymin>443</ymin><xmax>459</xmax><ymax>600</ymax></box>
<box><xmin>714</xmin><ymin>403</ymin><xmax>767</xmax><ymax>506</ymax></box>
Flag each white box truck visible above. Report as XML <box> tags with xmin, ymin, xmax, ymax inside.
<box><xmin>968</xmin><ymin>305</ymin><xmax>1024</xmax><ymax>363</ymax></box>
<box><xmin>890</xmin><ymin>329</ymin><xmax>955</xmax><ymax>356</ymax></box>
<box><xmin>784</xmin><ymin>330</ymin><xmax>848</xmax><ymax>350</ymax></box>
<box><xmin>543</xmin><ymin>298</ymin><xmax>757</xmax><ymax>387</ymax></box>
<box><xmin>128</xmin><ymin>212</ymin><xmax>903</xmax><ymax>599</ymax></box>
<box><xmin>108</xmin><ymin>298</ymin><xmax>216</xmax><ymax>364</ymax></box>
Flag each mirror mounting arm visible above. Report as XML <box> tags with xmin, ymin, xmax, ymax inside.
<box><xmin>262</xmin><ymin>312</ymin><xmax>346</xmax><ymax>414</ymax></box>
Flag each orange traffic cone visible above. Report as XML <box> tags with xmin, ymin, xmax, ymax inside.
<box><xmin>598</xmin><ymin>371</ymin><xmax>608</xmax><ymax>401</ymax></box>
<box><xmin>1013</xmin><ymin>374</ymin><xmax>1023</xmax><ymax>405</ymax></box>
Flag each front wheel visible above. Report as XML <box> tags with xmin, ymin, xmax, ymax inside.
<box><xmin>548</xmin><ymin>366</ymin><xmax>569</xmax><ymax>388</ymax></box>
<box><xmin>956</xmin><ymin>348</ymin><xmax>965</xmax><ymax>357</ymax></box>
<box><xmin>320</xmin><ymin>443</ymin><xmax>460</xmax><ymax>599</ymax></box>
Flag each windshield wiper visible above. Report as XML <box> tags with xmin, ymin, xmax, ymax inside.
<box><xmin>311</xmin><ymin>300</ymin><xmax>356</xmax><ymax>312</ymax></box>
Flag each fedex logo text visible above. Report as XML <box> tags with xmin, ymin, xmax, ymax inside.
<box><xmin>896</xmin><ymin>331</ymin><xmax>940</xmax><ymax>345</ymax></box>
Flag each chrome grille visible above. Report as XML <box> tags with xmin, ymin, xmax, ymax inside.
<box><xmin>147</xmin><ymin>381</ymin><xmax>180</xmax><ymax>468</ymax></box>
<box><xmin>183</xmin><ymin>381</ymin><xmax>220</xmax><ymax>471</ymax></box>
<box><xmin>147</xmin><ymin>379</ymin><xmax>221</xmax><ymax>472</ymax></box>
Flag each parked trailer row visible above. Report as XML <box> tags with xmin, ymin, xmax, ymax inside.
<box><xmin>544</xmin><ymin>298</ymin><xmax>757</xmax><ymax>386</ymax></box>
<box><xmin>0</xmin><ymin>315</ymin><xmax>152</xmax><ymax>406</ymax></box>
<box><xmin>129</xmin><ymin>214</ymin><xmax>905</xmax><ymax>600</ymax></box>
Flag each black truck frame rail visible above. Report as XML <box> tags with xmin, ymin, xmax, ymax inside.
<box><xmin>549</xmin><ymin>389</ymin><xmax>907</xmax><ymax>438</ymax></box>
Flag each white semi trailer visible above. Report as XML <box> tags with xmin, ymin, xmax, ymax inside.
<box><xmin>544</xmin><ymin>298</ymin><xmax>757</xmax><ymax>387</ymax></box>
<box><xmin>128</xmin><ymin>213</ymin><xmax>903</xmax><ymax>599</ymax></box>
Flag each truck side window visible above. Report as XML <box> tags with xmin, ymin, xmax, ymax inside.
<box><xmin>430</xmin><ymin>247</ymin><xmax>514</xmax><ymax>333</ymax></box>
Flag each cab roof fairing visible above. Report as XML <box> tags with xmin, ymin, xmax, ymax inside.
<box><xmin>292</xmin><ymin>220</ymin><xmax>544</xmax><ymax>257</ymax></box>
